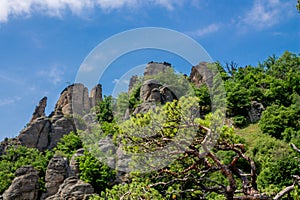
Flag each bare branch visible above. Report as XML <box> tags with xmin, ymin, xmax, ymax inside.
<box><xmin>291</xmin><ymin>143</ymin><xmax>300</xmax><ymax>154</ymax></box>
<box><xmin>274</xmin><ymin>185</ymin><xmax>295</xmax><ymax>200</ymax></box>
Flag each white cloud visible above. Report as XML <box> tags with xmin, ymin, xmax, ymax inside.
<box><xmin>0</xmin><ymin>0</ymin><xmax>185</xmax><ymax>22</ymax></box>
<box><xmin>80</xmin><ymin>63</ymin><xmax>95</xmax><ymax>72</ymax></box>
<box><xmin>188</xmin><ymin>23</ymin><xmax>220</xmax><ymax>37</ymax></box>
<box><xmin>112</xmin><ymin>78</ymin><xmax>129</xmax><ymax>84</ymax></box>
<box><xmin>0</xmin><ymin>97</ymin><xmax>21</xmax><ymax>106</ymax></box>
<box><xmin>38</xmin><ymin>66</ymin><xmax>64</xmax><ymax>84</ymax></box>
<box><xmin>241</xmin><ymin>0</ymin><xmax>294</xmax><ymax>30</ymax></box>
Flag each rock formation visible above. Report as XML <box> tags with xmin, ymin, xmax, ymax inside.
<box><xmin>30</xmin><ymin>96</ymin><xmax>47</xmax><ymax>122</ymax></box>
<box><xmin>42</xmin><ymin>156</ymin><xmax>70</xmax><ymax>199</ymax></box>
<box><xmin>2</xmin><ymin>166</ymin><xmax>39</xmax><ymax>200</ymax></box>
<box><xmin>45</xmin><ymin>177</ymin><xmax>94</xmax><ymax>200</ymax></box>
<box><xmin>54</xmin><ymin>83</ymin><xmax>102</xmax><ymax>116</ymax></box>
<box><xmin>144</xmin><ymin>61</ymin><xmax>171</xmax><ymax>77</ymax></box>
<box><xmin>133</xmin><ymin>79</ymin><xmax>177</xmax><ymax>115</ymax></box>
<box><xmin>69</xmin><ymin>148</ymin><xmax>85</xmax><ymax>177</ymax></box>
<box><xmin>16</xmin><ymin>83</ymin><xmax>102</xmax><ymax>151</ymax></box>
<box><xmin>248</xmin><ymin>101</ymin><xmax>265</xmax><ymax>123</ymax></box>
<box><xmin>41</xmin><ymin>153</ymin><xmax>95</xmax><ymax>200</ymax></box>
<box><xmin>189</xmin><ymin>62</ymin><xmax>213</xmax><ymax>87</ymax></box>
<box><xmin>128</xmin><ymin>75</ymin><xmax>139</xmax><ymax>92</ymax></box>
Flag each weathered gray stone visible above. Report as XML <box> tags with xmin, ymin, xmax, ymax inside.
<box><xmin>69</xmin><ymin>148</ymin><xmax>85</xmax><ymax>178</ymax></box>
<box><xmin>30</xmin><ymin>96</ymin><xmax>47</xmax><ymax>122</ymax></box>
<box><xmin>140</xmin><ymin>79</ymin><xmax>161</xmax><ymax>101</ymax></box>
<box><xmin>128</xmin><ymin>75</ymin><xmax>139</xmax><ymax>92</ymax></box>
<box><xmin>90</xmin><ymin>84</ymin><xmax>102</xmax><ymax>108</ymax></box>
<box><xmin>144</xmin><ymin>61</ymin><xmax>171</xmax><ymax>78</ymax></box>
<box><xmin>248</xmin><ymin>101</ymin><xmax>265</xmax><ymax>123</ymax></box>
<box><xmin>48</xmin><ymin>117</ymin><xmax>76</xmax><ymax>149</ymax></box>
<box><xmin>189</xmin><ymin>62</ymin><xmax>213</xmax><ymax>87</ymax></box>
<box><xmin>18</xmin><ymin>117</ymin><xmax>51</xmax><ymax>151</ymax></box>
<box><xmin>42</xmin><ymin>156</ymin><xmax>69</xmax><ymax>199</ymax></box>
<box><xmin>45</xmin><ymin>177</ymin><xmax>94</xmax><ymax>200</ymax></box>
<box><xmin>2</xmin><ymin>166</ymin><xmax>39</xmax><ymax>200</ymax></box>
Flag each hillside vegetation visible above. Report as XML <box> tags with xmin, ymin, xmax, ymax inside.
<box><xmin>0</xmin><ymin>51</ymin><xmax>299</xmax><ymax>199</ymax></box>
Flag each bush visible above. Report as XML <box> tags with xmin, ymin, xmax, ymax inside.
<box><xmin>232</xmin><ymin>115</ymin><xmax>248</xmax><ymax>127</ymax></box>
<box><xmin>77</xmin><ymin>151</ymin><xmax>115</xmax><ymax>193</ymax></box>
<box><xmin>0</xmin><ymin>145</ymin><xmax>51</xmax><ymax>193</ymax></box>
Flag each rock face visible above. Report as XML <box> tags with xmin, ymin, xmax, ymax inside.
<box><xmin>128</xmin><ymin>75</ymin><xmax>139</xmax><ymax>92</ymax></box>
<box><xmin>2</xmin><ymin>166</ymin><xmax>39</xmax><ymax>200</ymax></box>
<box><xmin>144</xmin><ymin>61</ymin><xmax>171</xmax><ymax>77</ymax></box>
<box><xmin>45</xmin><ymin>177</ymin><xmax>94</xmax><ymax>200</ymax></box>
<box><xmin>30</xmin><ymin>96</ymin><xmax>47</xmax><ymax>122</ymax></box>
<box><xmin>54</xmin><ymin>83</ymin><xmax>102</xmax><ymax>116</ymax></box>
<box><xmin>189</xmin><ymin>62</ymin><xmax>213</xmax><ymax>87</ymax></box>
<box><xmin>16</xmin><ymin>83</ymin><xmax>102</xmax><ymax>151</ymax></box>
<box><xmin>42</xmin><ymin>153</ymin><xmax>95</xmax><ymax>200</ymax></box>
<box><xmin>42</xmin><ymin>156</ymin><xmax>69</xmax><ymax>199</ymax></box>
<box><xmin>69</xmin><ymin>148</ymin><xmax>85</xmax><ymax>177</ymax></box>
<box><xmin>248</xmin><ymin>101</ymin><xmax>265</xmax><ymax>123</ymax></box>
<box><xmin>133</xmin><ymin>79</ymin><xmax>177</xmax><ymax>115</ymax></box>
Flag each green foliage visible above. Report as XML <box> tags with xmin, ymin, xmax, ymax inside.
<box><xmin>225</xmin><ymin>80</ymin><xmax>250</xmax><ymax>117</ymax></box>
<box><xmin>144</xmin><ymin>66</ymin><xmax>193</xmax><ymax>98</ymax></box>
<box><xmin>232</xmin><ymin>115</ymin><xmax>247</xmax><ymax>128</ymax></box>
<box><xmin>240</xmin><ymin>124</ymin><xmax>300</xmax><ymax>195</ymax></box>
<box><xmin>0</xmin><ymin>145</ymin><xmax>51</xmax><ymax>193</ymax></box>
<box><xmin>54</xmin><ymin>131</ymin><xmax>83</xmax><ymax>160</ymax></box>
<box><xmin>92</xmin><ymin>180</ymin><xmax>164</xmax><ymax>200</ymax></box>
<box><xmin>129</xmin><ymin>83</ymin><xmax>142</xmax><ymax>109</ymax></box>
<box><xmin>96</xmin><ymin>95</ymin><xmax>114</xmax><ymax>123</ymax></box>
<box><xmin>77</xmin><ymin>151</ymin><xmax>115</xmax><ymax>193</ymax></box>
<box><xmin>259</xmin><ymin>103</ymin><xmax>300</xmax><ymax>140</ymax></box>
<box><xmin>193</xmin><ymin>83</ymin><xmax>211</xmax><ymax>115</ymax></box>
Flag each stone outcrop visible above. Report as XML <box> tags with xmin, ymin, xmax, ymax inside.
<box><xmin>128</xmin><ymin>75</ymin><xmax>139</xmax><ymax>92</ymax></box>
<box><xmin>54</xmin><ymin>83</ymin><xmax>101</xmax><ymax>116</ymax></box>
<box><xmin>2</xmin><ymin>166</ymin><xmax>39</xmax><ymax>200</ymax></box>
<box><xmin>42</xmin><ymin>156</ymin><xmax>69</xmax><ymax>199</ymax></box>
<box><xmin>16</xmin><ymin>83</ymin><xmax>102</xmax><ymax>151</ymax></box>
<box><xmin>189</xmin><ymin>62</ymin><xmax>213</xmax><ymax>87</ymax></box>
<box><xmin>45</xmin><ymin>177</ymin><xmax>94</xmax><ymax>200</ymax></box>
<box><xmin>30</xmin><ymin>96</ymin><xmax>47</xmax><ymax>122</ymax></box>
<box><xmin>133</xmin><ymin>79</ymin><xmax>177</xmax><ymax>115</ymax></box>
<box><xmin>144</xmin><ymin>61</ymin><xmax>171</xmax><ymax>77</ymax></box>
<box><xmin>18</xmin><ymin>117</ymin><xmax>51</xmax><ymax>151</ymax></box>
<box><xmin>248</xmin><ymin>101</ymin><xmax>265</xmax><ymax>123</ymax></box>
<box><xmin>69</xmin><ymin>148</ymin><xmax>85</xmax><ymax>177</ymax></box>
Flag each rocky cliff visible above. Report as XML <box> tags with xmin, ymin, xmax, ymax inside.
<box><xmin>0</xmin><ymin>61</ymin><xmax>265</xmax><ymax>200</ymax></box>
<box><xmin>15</xmin><ymin>83</ymin><xmax>102</xmax><ymax>152</ymax></box>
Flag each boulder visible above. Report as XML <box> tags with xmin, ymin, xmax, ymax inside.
<box><xmin>42</xmin><ymin>156</ymin><xmax>69</xmax><ymax>199</ymax></box>
<box><xmin>69</xmin><ymin>148</ymin><xmax>85</xmax><ymax>178</ymax></box>
<box><xmin>248</xmin><ymin>101</ymin><xmax>265</xmax><ymax>123</ymax></box>
<box><xmin>45</xmin><ymin>177</ymin><xmax>94</xmax><ymax>200</ymax></box>
<box><xmin>189</xmin><ymin>62</ymin><xmax>213</xmax><ymax>87</ymax></box>
<box><xmin>140</xmin><ymin>79</ymin><xmax>161</xmax><ymax>102</ymax></box>
<box><xmin>2</xmin><ymin>166</ymin><xmax>39</xmax><ymax>200</ymax></box>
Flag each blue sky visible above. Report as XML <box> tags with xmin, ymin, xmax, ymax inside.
<box><xmin>0</xmin><ymin>0</ymin><xmax>299</xmax><ymax>140</ymax></box>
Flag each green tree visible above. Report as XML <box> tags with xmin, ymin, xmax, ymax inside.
<box><xmin>77</xmin><ymin>151</ymin><xmax>115</xmax><ymax>193</ymax></box>
<box><xmin>96</xmin><ymin>95</ymin><xmax>114</xmax><ymax>123</ymax></box>
<box><xmin>55</xmin><ymin>131</ymin><xmax>83</xmax><ymax>160</ymax></box>
<box><xmin>0</xmin><ymin>145</ymin><xmax>51</xmax><ymax>193</ymax></box>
